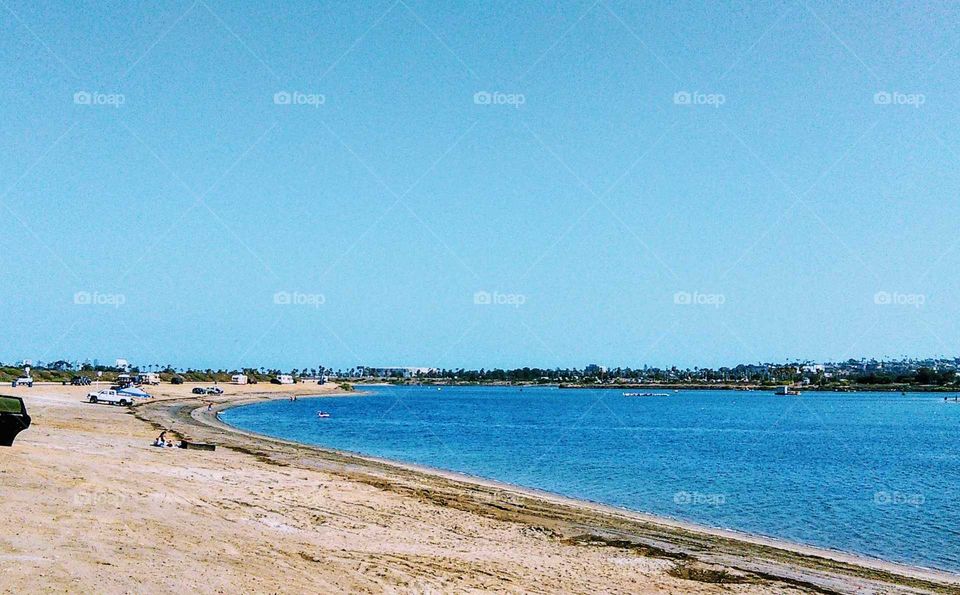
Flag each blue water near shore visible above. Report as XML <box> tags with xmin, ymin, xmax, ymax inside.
<box><xmin>221</xmin><ymin>385</ymin><xmax>960</xmax><ymax>572</ymax></box>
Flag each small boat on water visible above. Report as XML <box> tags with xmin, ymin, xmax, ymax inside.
<box><xmin>774</xmin><ymin>386</ymin><xmax>801</xmax><ymax>396</ymax></box>
<box><xmin>623</xmin><ymin>392</ymin><xmax>670</xmax><ymax>397</ymax></box>
<box><xmin>317</xmin><ymin>411</ymin><xmax>331</xmax><ymax>418</ymax></box>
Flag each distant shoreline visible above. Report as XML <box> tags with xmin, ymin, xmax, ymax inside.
<box><xmin>354</xmin><ymin>380</ymin><xmax>960</xmax><ymax>393</ymax></box>
<box><xmin>553</xmin><ymin>383</ymin><xmax>960</xmax><ymax>392</ymax></box>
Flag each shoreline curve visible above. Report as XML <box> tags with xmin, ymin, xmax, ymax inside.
<box><xmin>135</xmin><ymin>393</ymin><xmax>960</xmax><ymax>595</ymax></box>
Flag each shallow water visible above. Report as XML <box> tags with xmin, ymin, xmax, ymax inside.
<box><xmin>221</xmin><ymin>385</ymin><xmax>960</xmax><ymax>572</ymax></box>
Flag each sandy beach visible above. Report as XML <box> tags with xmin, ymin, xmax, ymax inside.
<box><xmin>2</xmin><ymin>383</ymin><xmax>958</xmax><ymax>594</ymax></box>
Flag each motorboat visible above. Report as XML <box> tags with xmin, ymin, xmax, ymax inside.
<box><xmin>774</xmin><ymin>386</ymin><xmax>801</xmax><ymax>396</ymax></box>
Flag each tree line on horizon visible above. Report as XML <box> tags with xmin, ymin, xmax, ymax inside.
<box><xmin>1</xmin><ymin>359</ymin><xmax>958</xmax><ymax>388</ymax></box>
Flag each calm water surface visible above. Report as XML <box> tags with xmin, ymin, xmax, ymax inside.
<box><xmin>222</xmin><ymin>386</ymin><xmax>960</xmax><ymax>572</ymax></box>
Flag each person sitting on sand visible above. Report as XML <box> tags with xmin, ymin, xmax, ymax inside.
<box><xmin>154</xmin><ymin>431</ymin><xmax>167</xmax><ymax>446</ymax></box>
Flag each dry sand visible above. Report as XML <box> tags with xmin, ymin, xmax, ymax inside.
<box><xmin>1</xmin><ymin>382</ymin><xmax>958</xmax><ymax>594</ymax></box>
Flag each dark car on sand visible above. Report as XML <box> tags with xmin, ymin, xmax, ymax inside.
<box><xmin>0</xmin><ymin>395</ymin><xmax>31</xmax><ymax>446</ymax></box>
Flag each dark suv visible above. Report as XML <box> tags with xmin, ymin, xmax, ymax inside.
<box><xmin>0</xmin><ymin>396</ymin><xmax>31</xmax><ymax>446</ymax></box>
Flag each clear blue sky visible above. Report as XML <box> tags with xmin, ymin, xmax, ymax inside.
<box><xmin>2</xmin><ymin>0</ymin><xmax>959</xmax><ymax>371</ymax></box>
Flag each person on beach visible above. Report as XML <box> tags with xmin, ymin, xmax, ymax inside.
<box><xmin>154</xmin><ymin>431</ymin><xmax>167</xmax><ymax>447</ymax></box>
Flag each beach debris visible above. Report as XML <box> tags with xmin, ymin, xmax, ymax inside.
<box><xmin>668</xmin><ymin>562</ymin><xmax>749</xmax><ymax>584</ymax></box>
<box><xmin>178</xmin><ymin>440</ymin><xmax>216</xmax><ymax>451</ymax></box>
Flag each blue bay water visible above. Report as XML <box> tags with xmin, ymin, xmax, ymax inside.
<box><xmin>221</xmin><ymin>386</ymin><xmax>960</xmax><ymax>572</ymax></box>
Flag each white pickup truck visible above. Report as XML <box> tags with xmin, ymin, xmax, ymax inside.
<box><xmin>87</xmin><ymin>389</ymin><xmax>133</xmax><ymax>406</ymax></box>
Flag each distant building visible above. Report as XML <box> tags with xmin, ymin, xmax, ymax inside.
<box><xmin>115</xmin><ymin>359</ymin><xmax>129</xmax><ymax>371</ymax></box>
<box><xmin>584</xmin><ymin>364</ymin><xmax>606</xmax><ymax>375</ymax></box>
<box><xmin>364</xmin><ymin>367</ymin><xmax>433</xmax><ymax>378</ymax></box>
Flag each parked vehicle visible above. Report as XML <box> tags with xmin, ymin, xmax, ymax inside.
<box><xmin>71</xmin><ymin>376</ymin><xmax>92</xmax><ymax>386</ymax></box>
<box><xmin>272</xmin><ymin>375</ymin><xmax>294</xmax><ymax>385</ymax></box>
<box><xmin>191</xmin><ymin>386</ymin><xmax>222</xmax><ymax>395</ymax></box>
<box><xmin>87</xmin><ymin>389</ymin><xmax>133</xmax><ymax>406</ymax></box>
<box><xmin>11</xmin><ymin>377</ymin><xmax>33</xmax><ymax>388</ymax></box>
<box><xmin>137</xmin><ymin>373</ymin><xmax>161</xmax><ymax>385</ymax></box>
<box><xmin>0</xmin><ymin>396</ymin><xmax>31</xmax><ymax>446</ymax></box>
